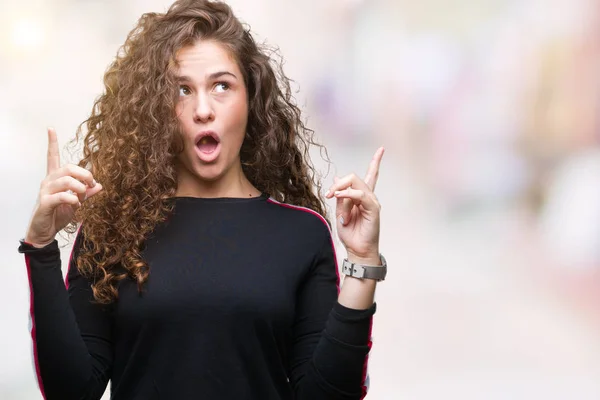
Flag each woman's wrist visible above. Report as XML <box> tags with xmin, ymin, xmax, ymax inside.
<box><xmin>346</xmin><ymin>252</ymin><xmax>381</xmax><ymax>266</ymax></box>
<box><xmin>23</xmin><ymin>236</ymin><xmax>55</xmax><ymax>249</ymax></box>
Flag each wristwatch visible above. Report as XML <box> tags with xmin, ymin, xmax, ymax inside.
<box><xmin>341</xmin><ymin>254</ymin><xmax>387</xmax><ymax>281</ymax></box>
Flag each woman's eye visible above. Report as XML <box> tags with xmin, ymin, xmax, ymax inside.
<box><xmin>214</xmin><ymin>82</ymin><xmax>229</xmax><ymax>93</ymax></box>
<box><xmin>179</xmin><ymin>85</ymin><xmax>191</xmax><ymax>96</ymax></box>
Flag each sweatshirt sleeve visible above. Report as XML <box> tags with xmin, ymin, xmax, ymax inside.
<box><xmin>19</xmin><ymin>231</ymin><xmax>113</xmax><ymax>400</ymax></box>
<box><xmin>290</xmin><ymin>231</ymin><xmax>376</xmax><ymax>400</ymax></box>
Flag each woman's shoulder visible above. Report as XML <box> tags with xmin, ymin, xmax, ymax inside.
<box><xmin>263</xmin><ymin>196</ymin><xmax>332</xmax><ymax>238</ymax></box>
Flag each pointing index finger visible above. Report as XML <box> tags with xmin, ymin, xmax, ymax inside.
<box><xmin>364</xmin><ymin>147</ymin><xmax>384</xmax><ymax>191</ymax></box>
<box><xmin>47</xmin><ymin>127</ymin><xmax>60</xmax><ymax>174</ymax></box>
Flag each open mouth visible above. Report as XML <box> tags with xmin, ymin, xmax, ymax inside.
<box><xmin>196</xmin><ymin>134</ymin><xmax>219</xmax><ymax>154</ymax></box>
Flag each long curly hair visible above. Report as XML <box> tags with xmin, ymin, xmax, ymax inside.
<box><xmin>66</xmin><ymin>0</ymin><xmax>330</xmax><ymax>304</ymax></box>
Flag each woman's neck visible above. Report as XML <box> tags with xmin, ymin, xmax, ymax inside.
<box><xmin>175</xmin><ymin>162</ymin><xmax>260</xmax><ymax>199</ymax></box>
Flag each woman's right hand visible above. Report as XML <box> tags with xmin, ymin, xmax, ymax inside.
<box><xmin>24</xmin><ymin>128</ymin><xmax>103</xmax><ymax>248</ymax></box>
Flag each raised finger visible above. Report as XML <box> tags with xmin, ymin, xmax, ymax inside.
<box><xmin>364</xmin><ymin>147</ymin><xmax>385</xmax><ymax>191</ymax></box>
<box><xmin>47</xmin><ymin>127</ymin><xmax>60</xmax><ymax>175</ymax></box>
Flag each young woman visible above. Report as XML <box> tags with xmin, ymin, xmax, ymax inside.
<box><xmin>20</xmin><ymin>0</ymin><xmax>386</xmax><ymax>399</ymax></box>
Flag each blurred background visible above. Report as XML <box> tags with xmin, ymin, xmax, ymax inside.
<box><xmin>2</xmin><ymin>0</ymin><xmax>600</xmax><ymax>398</ymax></box>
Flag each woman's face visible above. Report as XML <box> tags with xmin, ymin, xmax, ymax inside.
<box><xmin>174</xmin><ymin>39</ymin><xmax>248</xmax><ymax>193</ymax></box>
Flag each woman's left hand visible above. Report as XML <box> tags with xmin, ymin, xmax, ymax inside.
<box><xmin>326</xmin><ymin>147</ymin><xmax>384</xmax><ymax>263</ymax></box>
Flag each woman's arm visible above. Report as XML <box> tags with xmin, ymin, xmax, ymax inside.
<box><xmin>290</xmin><ymin>147</ymin><xmax>386</xmax><ymax>399</ymax></box>
<box><xmin>19</xmin><ymin>230</ymin><xmax>113</xmax><ymax>400</ymax></box>
<box><xmin>289</xmin><ymin>233</ymin><xmax>375</xmax><ymax>400</ymax></box>
<box><xmin>328</xmin><ymin>148</ymin><xmax>386</xmax><ymax>311</ymax></box>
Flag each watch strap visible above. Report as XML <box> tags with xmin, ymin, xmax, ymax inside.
<box><xmin>341</xmin><ymin>254</ymin><xmax>387</xmax><ymax>281</ymax></box>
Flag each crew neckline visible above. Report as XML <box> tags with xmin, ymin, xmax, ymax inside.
<box><xmin>168</xmin><ymin>192</ymin><xmax>269</xmax><ymax>203</ymax></box>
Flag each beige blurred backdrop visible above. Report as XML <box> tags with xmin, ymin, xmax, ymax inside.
<box><xmin>2</xmin><ymin>0</ymin><xmax>600</xmax><ymax>399</ymax></box>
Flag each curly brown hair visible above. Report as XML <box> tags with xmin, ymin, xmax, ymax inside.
<box><xmin>66</xmin><ymin>0</ymin><xmax>330</xmax><ymax>304</ymax></box>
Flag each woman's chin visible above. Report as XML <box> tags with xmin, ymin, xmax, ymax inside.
<box><xmin>193</xmin><ymin>166</ymin><xmax>225</xmax><ymax>183</ymax></box>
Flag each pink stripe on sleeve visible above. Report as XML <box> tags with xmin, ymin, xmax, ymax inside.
<box><xmin>360</xmin><ymin>321</ymin><xmax>374</xmax><ymax>399</ymax></box>
<box><xmin>24</xmin><ymin>254</ymin><xmax>47</xmax><ymax>400</ymax></box>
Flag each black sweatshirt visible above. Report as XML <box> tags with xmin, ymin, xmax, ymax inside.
<box><xmin>19</xmin><ymin>194</ymin><xmax>376</xmax><ymax>400</ymax></box>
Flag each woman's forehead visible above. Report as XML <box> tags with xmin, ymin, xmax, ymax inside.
<box><xmin>174</xmin><ymin>40</ymin><xmax>240</xmax><ymax>79</ymax></box>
